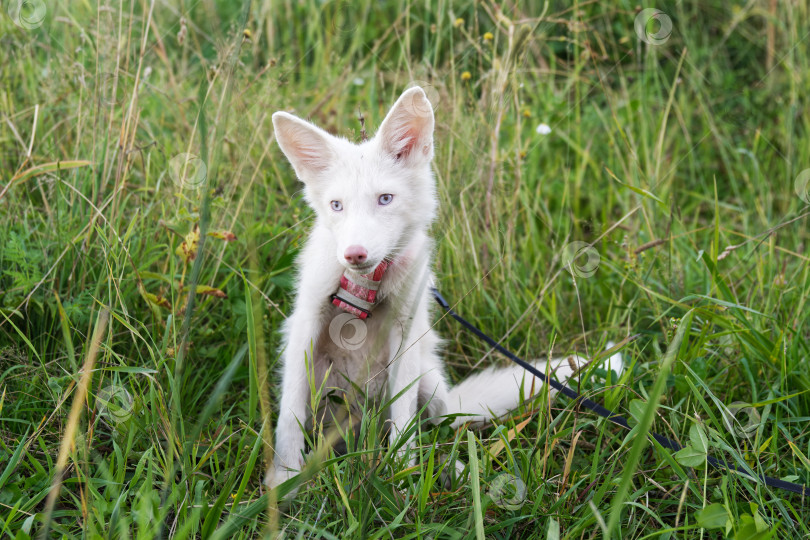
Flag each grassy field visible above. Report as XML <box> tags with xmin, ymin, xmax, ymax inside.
<box><xmin>1</xmin><ymin>0</ymin><xmax>810</xmax><ymax>537</ymax></box>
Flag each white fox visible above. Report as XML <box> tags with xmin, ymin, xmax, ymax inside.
<box><xmin>266</xmin><ymin>87</ymin><xmax>622</xmax><ymax>493</ymax></box>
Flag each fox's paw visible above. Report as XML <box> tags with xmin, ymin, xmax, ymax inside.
<box><xmin>602</xmin><ymin>341</ymin><xmax>624</xmax><ymax>379</ymax></box>
<box><xmin>264</xmin><ymin>465</ymin><xmax>301</xmax><ymax>499</ymax></box>
<box><xmin>439</xmin><ymin>457</ymin><xmax>466</xmax><ymax>489</ymax></box>
<box><xmin>398</xmin><ymin>446</ymin><xmax>418</xmax><ymax>469</ymax></box>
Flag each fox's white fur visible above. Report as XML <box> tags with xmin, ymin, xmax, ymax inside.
<box><xmin>266</xmin><ymin>87</ymin><xmax>623</xmax><ymax>493</ymax></box>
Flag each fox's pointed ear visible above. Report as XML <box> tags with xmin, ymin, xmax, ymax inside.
<box><xmin>376</xmin><ymin>87</ymin><xmax>435</xmax><ymax>164</ymax></box>
<box><xmin>272</xmin><ymin>112</ymin><xmax>337</xmax><ymax>181</ymax></box>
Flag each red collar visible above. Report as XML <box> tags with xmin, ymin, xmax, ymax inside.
<box><xmin>330</xmin><ymin>260</ymin><xmax>391</xmax><ymax>319</ymax></box>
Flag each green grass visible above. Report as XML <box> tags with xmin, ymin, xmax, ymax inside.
<box><xmin>1</xmin><ymin>0</ymin><xmax>810</xmax><ymax>537</ymax></box>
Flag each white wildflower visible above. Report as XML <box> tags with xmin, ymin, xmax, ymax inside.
<box><xmin>535</xmin><ymin>123</ymin><xmax>551</xmax><ymax>135</ymax></box>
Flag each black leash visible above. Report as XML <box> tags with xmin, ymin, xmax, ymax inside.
<box><xmin>431</xmin><ymin>288</ymin><xmax>808</xmax><ymax>497</ymax></box>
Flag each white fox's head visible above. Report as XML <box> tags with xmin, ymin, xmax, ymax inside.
<box><xmin>272</xmin><ymin>87</ymin><xmax>437</xmax><ymax>273</ymax></box>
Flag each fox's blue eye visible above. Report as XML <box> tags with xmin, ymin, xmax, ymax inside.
<box><xmin>378</xmin><ymin>194</ymin><xmax>394</xmax><ymax>206</ymax></box>
<box><xmin>331</xmin><ymin>200</ymin><xmax>343</xmax><ymax>211</ymax></box>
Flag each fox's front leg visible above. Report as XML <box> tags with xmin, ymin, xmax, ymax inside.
<box><xmin>265</xmin><ymin>312</ymin><xmax>320</xmax><ymax>493</ymax></box>
<box><xmin>265</xmin><ymin>228</ymin><xmax>342</xmax><ymax>495</ymax></box>
<box><xmin>387</xmin><ymin>327</ymin><xmax>421</xmax><ymax>463</ymax></box>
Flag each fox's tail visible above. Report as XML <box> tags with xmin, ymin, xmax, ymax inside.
<box><xmin>446</xmin><ymin>343</ymin><xmax>624</xmax><ymax>428</ymax></box>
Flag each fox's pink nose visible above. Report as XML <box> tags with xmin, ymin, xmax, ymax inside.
<box><xmin>344</xmin><ymin>245</ymin><xmax>368</xmax><ymax>265</ymax></box>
